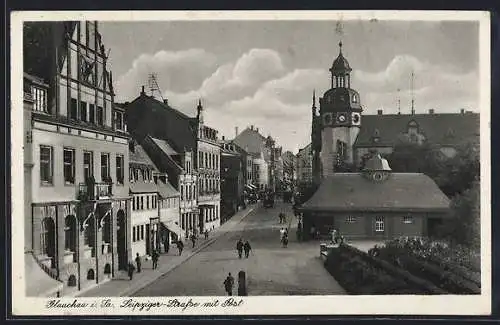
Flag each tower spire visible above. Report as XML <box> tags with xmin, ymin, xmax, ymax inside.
<box><xmin>312</xmin><ymin>89</ymin><xmax>316</xmax><ymax>108</ymax></box>
<box><xmin>339</xmin><ymin>41</ymin><xmax>343</xmax><ymax>55</ymax></box>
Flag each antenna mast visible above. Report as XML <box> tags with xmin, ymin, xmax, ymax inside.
<box><xmin>148</xmin><ymin>73</ymin><xmax>166</xmax><ymax>102</ymax></box>
<box><xmin>410</xmin><ymin>71</ymin><xmax>415</xmax><ymax>115</ymax></box>
<box><xmin>397</xmin><ymin>88</ymin><xmax>401</xmax><ymax>115</ymax></box>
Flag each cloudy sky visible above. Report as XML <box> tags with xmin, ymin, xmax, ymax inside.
<box><xmin>99</xmin><ymin>20</ymin><xmax>479</xmax><ymax>153</ymax></box>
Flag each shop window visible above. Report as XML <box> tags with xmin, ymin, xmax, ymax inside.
<box><xmin>67</xmin><ymin>275</ymin><xmax>77</xmax><ymax>287</ymax></box>
<box><xmin>40</xmin><ymin>217</ymin><xmax>55</xmax><ymax>260</ymax></box>
<box><xmin>64</xmin><ymin>215</ymin><xmax>77</xmax><ymax>254</ymax></box>
<box><xmin>104</xmin><ymin>263</ymin><xmax>111</xmax><ymax>274</ymax></box>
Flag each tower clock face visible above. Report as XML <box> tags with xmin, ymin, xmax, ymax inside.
<box><xmin>336</xmin><ymin>112</ymin><xmax>348</xmax><ymax>124</ymax></box>
<box><xmin>352</xmin><ymin>112</ymin><xmax>361</xmax><ymax>125</ymax></box>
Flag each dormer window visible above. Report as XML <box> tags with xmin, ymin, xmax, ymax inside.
<box><xmin>352</xmin><ymin>94</ymin><xmax>357</xmax><ymax>103</ymax></box>
<box><xmin>32</xmin><ymin>86</ymin><xmax>48</xmax><ymax>113</ymax></box>
<box><xmin>407</xmin><ymin>120</ymin><xmax>419</xmax><ymax>135</ymax></box>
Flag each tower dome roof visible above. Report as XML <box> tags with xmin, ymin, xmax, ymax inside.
<box><xmin>363</xmin><ymin>154</ymin><xmax>392</xmax><ymax>172</ymax></box>
<box><xmin>330</xmin><ymin>41</ymin><xmax>352</xmax><ymax>75</ymax></box>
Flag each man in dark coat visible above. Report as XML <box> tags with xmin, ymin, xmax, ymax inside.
<box><xmin>236</xmin><ymin>239</ymin><xmax>244</xmax><ymax>259</ymax></box>
<box><xmin>243</xmin><ymin>241</ymin><xmax>252</xmax><ymax>258</ymax></box>
<box><xmin>152</xmin><ymin>250</ymin><xmax>159</xmax><ymax>270</ymax></box>
<box><xmin>135</xmin><ymin>253</ymin><xmax>142</xmax><ymax>273</ymax></box>
<box><xmin>177</xmin><ymin>240</ymin><xmax>184</xmax><ymax>256</ymax></box>
<box><xmin>223</xmin><ymin>273</ymin><xmax>235</xmax><ymax>296</ymax></box>
<box><xmin>127</xmin><ymin>263</ymin><xmax>135</xmax><ymax>280</ymax></box>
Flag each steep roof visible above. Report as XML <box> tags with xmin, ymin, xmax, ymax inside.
<box><xmin>124</xmin><ymin>94</ymin><xmax>197</xmax><ymax>152</ymax></box>
<box><xmin>300</xmin><ymin>173</ymin><xmax>450</xmax><ymax>213</ymax></box>
<box><xmin>157</xmin><ymin>179</ymin><xmax>179</xmax><ymax>198</ymax></box>
<box><xmin>233</xmin><ymin>127</ymin><xmax>266</xmax><ymax>155</ymax></box>
<box><xmin>355</xmin><ymin>113</ymin><xmax>479</xmax><ymax>147</ymax></box>
<box><xmin>129</xmin><ymin>142</ymin><xmax>156</xmax><ymax>168</ymax></box>
<box><xmin>130</xmin><ymin>181</ymin><xmax>158</xmax><ymax>194</ymax></box>
<box><xmin>150</xmin><ymin>137</ymin><xmax>179</xmax><ymax>156</ymax></box>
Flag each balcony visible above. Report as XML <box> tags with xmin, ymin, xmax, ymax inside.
<box><xmin>78</xmin><ymin>182</ymin><xmax>113</xmax><ymax>201</ymax></box>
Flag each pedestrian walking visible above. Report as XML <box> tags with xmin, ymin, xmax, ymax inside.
<box><xmin>177</xmin><ymin>240</ymin><xmax>184</xmax><ymax>256</ymax></box>
<box><xmin>280</xmin><ymin>228</ymin><xmax>286</xmax><ymax>242</ymax></box>
<box><xmin>297</xmin><ymin>221</ymin><xmax>303</xmax><ymax>241</ymax></box>
<box><xmin>152</xmin><ymin>250</ymin><xmax>159</xmax><ymax>270</ymax></box>
<box><xmin>236</xmin><ymin>239</ymin><xmax>244</xmax><ymax>259</ymax></box>
<box><xmin>204</xmin><ymin>229</ymin><xmax>209</xmax><ymax>240</ymax></box>
<box><xmin>127</xmin><ymin>262</ymin><xmax>135</xmax><ymax>280</ymax></box>
<box><xmin>282</xmin><ymin>234</ymin><xmax>289</xmax><ymax>248</ymax></box>
<box><xmin>191</xmin><ymin>234</ymin><xmax>196</xmax><ymax>248</ymax></box>
<box><xmin>224</xmin><ymin>273</ymin><xmax>235</xmax><ymax>296</ymax></box>
<box><xmin>135</xmin><ymin>253</ymin><xmax>142</xmax><ymax>273</ymax></box>
<box><xmin>243</xmin><ymin>240</ymin><xmax>252</xmax><ymax>258</ymax></box>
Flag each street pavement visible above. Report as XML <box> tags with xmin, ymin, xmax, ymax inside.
<box><xmin>133</xmin><ymin>201</ymin><xmax>346</xmax><ymax>296</ymax></box>
<box><xmin>76</xmin><ymin>205</ymin><xmax>256</xmax><ymax>297</ymax></box>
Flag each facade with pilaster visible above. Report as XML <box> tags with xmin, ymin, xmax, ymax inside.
<box><xmin>24</xmin><ymin>21</ymin><xmax>131</xmax><ymax>297</ymax></box>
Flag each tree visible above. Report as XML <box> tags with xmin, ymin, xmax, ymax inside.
<box><xmin>436</xmin><ymin>181</ymin><xmax>480</xmax><ymax>249</ymax></box>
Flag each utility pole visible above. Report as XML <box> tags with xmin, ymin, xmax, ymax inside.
<box><xmin>410</xmin><ymin>71</ymin><xmax>415</xmax><ymax>115</ymax></box>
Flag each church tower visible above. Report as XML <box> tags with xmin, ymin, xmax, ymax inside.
<box><xmin>319</xmin><ymin>41</ymin><xmax>362</xmax><ymax>177</ymax></box>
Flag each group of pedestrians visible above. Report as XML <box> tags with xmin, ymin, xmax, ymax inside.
<box><xmin>236</xmin><ymin>238</ymin><xmax>252</xmax><ymax>258</ymax></box>
<box><xmin>127</xmin><ymin>250</ymin><xmax>161</xmax><ymax>280</ymax></box>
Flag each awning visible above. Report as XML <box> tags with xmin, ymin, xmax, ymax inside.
<box><xmin>161</xmin><ymin>220</ymin><xmax>184</xmax><ymax>237</ymax></box>
<box><xmin>25</xmin><ymin>253</ymin><xmax>63</xmax><ymax>297</ymax></box>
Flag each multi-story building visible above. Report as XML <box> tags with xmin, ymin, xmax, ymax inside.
<box><xmin>154</xmin><ymin>171</ymin><xmax>181</xmax><ymax>249</ymax></box>
<box><xmin>252</xmin><ymin>151</ymin><xmax>269</xmax><ymax>191</ymax></box>
<box><xmin>128</xmin><ymin>140</ymin><xmax>160</xmax><ymax>258</ymax></box>
<box><xmin>140</xmin><ymin>135</ymin><xmax>197</xmax><ymax>239</ymax></box>
<box><xmin>195</xmin><ymin>102</ymin><xmax>222</xmax><ymax>232</ymax></box>
<box><xmin>296</xmin><ymin>143</ymin><xmax>313</xmax><ymax>188</ymax></box>
<box><xmin>23</xmin><ymin>21</ymin><xmax>131</xmax><ymax>297</ymax></box>
<box><xmin>124</xmin><ymin>91</ymin><xmax>220</xmax><ymax>235</ymax></box>
<box><xmin>220</xmin><ymin>139</ymin><xmax>245</xmax><ymax>222</ymax></box>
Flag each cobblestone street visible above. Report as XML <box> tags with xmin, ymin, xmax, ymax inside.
<box><xmin>133</xmin><ymin>202</ymin><xmax>345</xmax><ymax>296</ymax></box>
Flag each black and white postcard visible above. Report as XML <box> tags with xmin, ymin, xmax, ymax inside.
<box><xmin>10</xmin><ymin>10</ymin><xmax>491</xmax><ymax>316</ymax></box>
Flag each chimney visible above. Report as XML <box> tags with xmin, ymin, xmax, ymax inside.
<box><xmin>429</xmin><ymin>109</ymin><xmax>435</xmax><ymax>114</ymax></box>
<box><xmin>235</xmin><ymin>126</ymin><xmax>239</xmax><ymax>137</ymax></box>
<box><xmin>460</xmin><ymin>109</ymin><xmax>465</xmax><ymax>114</ymax></box>
<box><xmin>377</xmin><ymin>109</ymin><xmax>383</xmax><ymax>115</ymax></box>
<box><xmin>163</xmin><ymin>99</ymin><xmax>168</xmax><ymax>105</ymax></box>
<box><xmin>222</xmin><ymin>135</ymin><xmax>225</xmax><ymax>141</ymax></box>
<box><xmin>250</xmin><ymin>125</ymin><xmax>254</xmax><ymax>130</ymax></box>
<box><xmin>141</xmin><ymin>85</ymin><xmax>145</xmax><ymax>95</ymax></box>
<box><xmin>256</xmin><ymin>127</ymin><xmax>259</xmax><ymax>132</ymax></box>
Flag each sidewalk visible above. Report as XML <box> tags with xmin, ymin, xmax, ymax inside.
<box><xmin>75</xmin><ymin>205</ymin><xmax>256</xmax><ymax>297</ymax></box>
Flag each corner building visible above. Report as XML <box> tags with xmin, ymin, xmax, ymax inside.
<box><xmin>24</xmin><ymin>22</ymin><xmax>131</xmax><ymax>296</ymax></box>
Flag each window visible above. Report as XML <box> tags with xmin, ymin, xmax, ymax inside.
<box><xmin>97</xmin><ymin>106</ymin><xmax>104</xmax><ymax>126</ymax></box>
<box><xmin>375</xmin><ymin>216</ymin><xmax>385</xmax><ymax>232</ymax></box>
<box><xmin>129</xmin><ymin>167</ymin><xmax>134</xmax><ymax>182</ymax></box>
<box><xmin>40</xmin><ymin>218</ymin><xmax>55</xmax><ymax>258</ymax></box>
<box><xmin>80</xmin><ymin>101</ymin><xmax>87</xmax><ymax>122</ymax></box>
<box><xmin>70</xmin><ymin>98</ymin><xmax>78</xmax><ymax>120</ymax></box>
<box><xmin>89</xmin><ymin>104</ymin><xmax>95</xmax><ymax>124</ymax></box>
<box><xmin>32</xmin><ymin>86</ymin><xmax>48</xmax><ymax>113</ymax></box>
<box><xmin>101</xmin><ymin>153</ymin><xmax>110</xmax><ymax>181</ymax></box>
<box><xmin>116</xmin><ymin>155</ymin><xmax>124</xmax><ymax>185</ymax></box>
<box><xmin>140</xmin><ymin>225</ymin><xmax>144</xmax><ymax>240</ymax></box>
<box><xmin>346</xmin><ymin>216</ymin><xmax>356</xmax><ymax>223</ymax></box>
<box><xmin>403</xmin><ymin>216</ymin><xmax>413</xmax><ymax>224</ymax></box>
<box><xmin>114</xmin><ymin>111</ymin><xmax>124</xmax><ymax>131</ymax></box>
<box><xmin>63</xmin><ymin>148</ymin><xmax>75</xmax><ymax>184</ymax></box>
<box><xmin>64</xmin><ymin>216</ymin><xmax>77</xmax><ymax>253</ymax></box>
<box><xmin>132</xmin><ymin>226</ymin><xmax>136</xmax><ymax>242</ymax></box>
<box><xmin>84</xmin><ymin>216</ymin><xmax>96</xmax><ymax>256</ymax></box>
<box><xmin>141</xmin><ymin>196</ymin><xmax>144</xmax><ymax>209</ymax></box>
<box><xmin>147</xmin><ymin>196</ymin><xmax>150</xmax><ymax>209</ymax></box>
<box><xmin>40</xmin><ymin>145</ymin><xmax>53</xmax><ymax>185</ymax></box>
<box><xmin>181</xmin><ymin>185</ymin><xmax>184</xmax><ymax>200</ymax></box>
<box><xmin>132</xmin><ymin>197</ymin><xmax>136</xmax><ymax>210</ymax></box>
<box><xmin>83</xmin><ymin>151</ymin><xmax>94</xmax><ymax>180</ymax></box>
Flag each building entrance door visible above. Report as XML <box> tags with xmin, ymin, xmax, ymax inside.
<box><xmin>116</xmin><ymin>210</ymin><xmax>127</xmax><ymax>270</ymax></box>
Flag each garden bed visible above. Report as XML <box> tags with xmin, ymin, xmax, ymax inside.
<box><xmin>324</xmin><ymin>245</ymin><xmax>442</xmax><ymax>295</ymax></box>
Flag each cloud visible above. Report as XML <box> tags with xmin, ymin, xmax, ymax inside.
<box><xmin>116</xmin><ymin>47</ymin><xmax>478</xmax><ymax>152</ymax></box>
<box><xmin>114</xmin><ymin>48</ymin><xmax>217</xmax><ymax>101</ymax></box>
